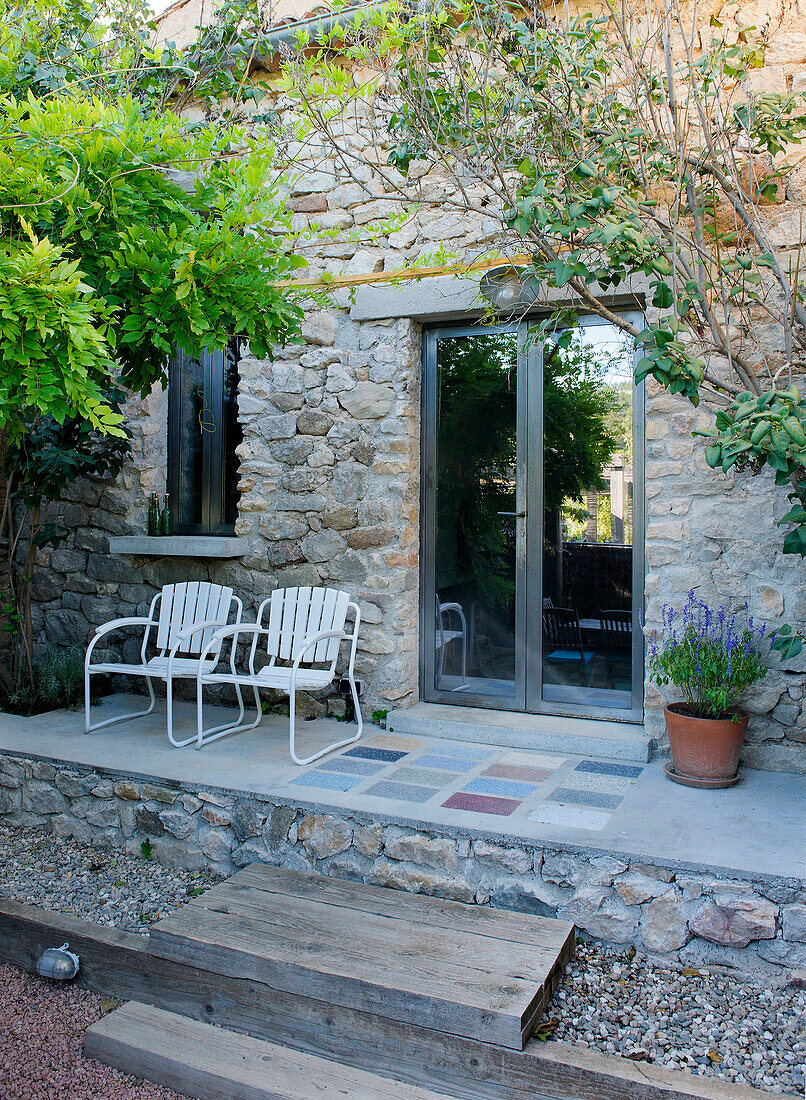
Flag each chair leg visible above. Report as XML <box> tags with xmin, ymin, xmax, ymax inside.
<box><xmin>195</xmin><ymin>683</ymin><xmax>263</xmax><ymax>748</ymax></box>
<box><xmin>85</xmin><ymin>673</ymin><xmax>156</xmax><ymax>734</ymax></box>
<box><xmin>288</xmin><ymin>679</ymin><xmax>362</xmax><ymax>767</ymax></box>
<box><xmin>166</xmin><ymin>676</ymin><xmax>198</xmax><ymax>748</ymax></box>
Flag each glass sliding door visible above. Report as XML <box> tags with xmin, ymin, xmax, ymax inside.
<box><xmin>422</xmin><ymin>316</ymin><xmax>644</xmax><ymax>722</ymax></box>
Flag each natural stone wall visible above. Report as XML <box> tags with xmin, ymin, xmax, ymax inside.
<box><xmin>2</xmin><ymin>752</ymin><xmax>803</xmax><ymax>981</ymax></box>
<box><xmin>23</xmin><ymin>0</ymin><xmax>806</xmax><ymax>766</ymax></box>
<box><xmin>33</xmin><ymin>313</ymin><xmax>422</xmax><ymax>714</ymax></box>
<box><xmin>643</xmin><ymin>383</ymin><xmax>806</xmax><ymax>770</ymax></box>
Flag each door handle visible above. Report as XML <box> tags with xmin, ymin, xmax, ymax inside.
<box><xmin>497</xmin><ymin>511</ymin><xmax>526</xmax><ymax>517</ymax></box>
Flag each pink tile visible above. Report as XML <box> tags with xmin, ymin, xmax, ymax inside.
<box><xmin>442</xmin><ymin>791</ymin><xmax>521</xmax><ymax>816</ymax></box>
<box><xmin>483</xmin><ymin>763</ymin><xmax>553</xmax><ymax>783</ymax></box>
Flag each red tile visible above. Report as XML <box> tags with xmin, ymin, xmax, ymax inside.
<box><xmin>483</xmin><ymin>763</ymin><xmax>553</xmax><ymax>783</ymax></box>
<box><xmin>442</xmin><ymin>792</ymin><xmax>521</xmax><ymax>816</ymax></box>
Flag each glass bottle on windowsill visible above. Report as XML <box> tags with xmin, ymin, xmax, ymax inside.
<box><xmin>160</xmin><ymin>494</ymin><xmax>174</xmax><ymax>536</ymax></box>
<box><xmin>147</xmin><ymin>493</ymin><xmax>160</xmax><ymax>537</ymax></box>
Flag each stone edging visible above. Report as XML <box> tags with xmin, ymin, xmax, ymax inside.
<box><xmin>1</xmin><ymin>753</ymin><xmax>804</xmax><ymax>980</ymax></box>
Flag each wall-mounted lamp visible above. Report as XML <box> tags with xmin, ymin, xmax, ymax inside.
<box><xmin>479</xmin><ymin>264</ymin><xmax>540</xmax><ymax>313</ymax></box>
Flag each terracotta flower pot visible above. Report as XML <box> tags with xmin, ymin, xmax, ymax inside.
<box><xmin>664</xmin><ymin>703</ymin><xmax>748</xmax><ymax>783</ymax></box>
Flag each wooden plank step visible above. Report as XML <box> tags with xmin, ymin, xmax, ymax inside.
<box><xmin>2</xmin><ymin>900</ymin><xmax>768</xmax><ymax>1100</ymax></box>
<box><xmin>149</xmin><ymin>864</ymin><xmax>575</xmax><ymax>1050</ymax></box>
<box><xmin>232</xmin><ymin>863</ymin><xmax>573</xmax><ymax>949</ymax></box>
<box><xmin>85</xmin><ymin>1000</ymin><xmax>458</xmax><ymax>1100</ymax></box>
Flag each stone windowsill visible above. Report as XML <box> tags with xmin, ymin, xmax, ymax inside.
<box><xmin>107</xmin><ymin>535</ymin><xmax>248</xmax><ymax>558</ymax></box>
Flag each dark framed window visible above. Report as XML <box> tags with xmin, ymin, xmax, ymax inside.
<box><xmin>167</xmin><ymin>343</ymin><xmax>242</xmax><ymax>535</ymax></box>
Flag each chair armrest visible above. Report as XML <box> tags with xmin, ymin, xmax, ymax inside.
<box><xmin>292</xmin><ymin>628</ymin><xmax>346</xmax><ymax>667</ymax></box>
<box><xmin>195</xmin><ymin>624</ymin><xmax>269</xmax><ymax>669</ymax></box>
<box><xmin>439</xmin><ymin>602</ymin><xmax>463</xmax><ymax>614</ymax></box>
<box><xmin>86</xmin><ymin>617</ymin><xmax>155</xmax><ymax>668</ymax></box>
<box><xmin>171</xmin><ymin>619</ymin><xmax>233</xmax><ymax>646</ymax></box>
<box><xmin>93</xmin><ymin>616</ymin><xmax>154</xmax><ymax>638</ymax></box>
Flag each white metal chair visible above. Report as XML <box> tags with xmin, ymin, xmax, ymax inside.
<box><xmin>435</xmin><ymin>594</ymin><xmax>468</xmax><ymax>690</ymax></box>
<box><xmin>195</xmin><ymin>585</ymin><xmax>363</xmax><ymax>765</ymax></box>
<box><xmin>84</xmin><ymin>581</ymin><xmax>243</xmax><ymax>746</ymax></box>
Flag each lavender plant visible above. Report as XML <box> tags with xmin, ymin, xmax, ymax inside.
<box><xmin>648</xmin><ymin>592</ymin><xmax>771</xmax><ymax>720</ymax></box>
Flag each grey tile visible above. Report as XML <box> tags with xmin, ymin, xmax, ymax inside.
<box><xmin>317</xmin><ymin>757</ymin><xmax>385</xmax><ymax>777</ymax></box>
<box><xmin>364</xmin><ymin>780</ymin><xmax>437</xmax><ymax>804</ymax></box>
<box><xmin>560</xmin><ymin>771</ymin><xmax>634</xmax><ymax>794</ymax></box>
<box><xmin>575</xmin><ymin>760</ymin><xmax>643</xmax><ymax>778</ymax></box>
<box><xmin>434</xmin><ymin>745</ymin><xmax>497</xmax><ymax>762</ymax></box>
<box><xmin>389</xmin><ymin>766</ymin><xmax>458</xmax><ymax>787</ymax></box>
<box><xmin>548</xmin><ymin>786</ymin><xmax>624</xmax><ymax>810</ymax></box>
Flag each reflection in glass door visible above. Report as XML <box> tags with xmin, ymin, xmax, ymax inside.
<box><xmin>538</xmin><ymin>325</ymin><xmax>637</xmax><ymax>712</ymax></box>
<box><xmin>421</xmin><ymin>318</ymin><xmax>643</xmax><ymax>720</ymax></box>
<box><xmin>427</xmin><ymin>327</ymin><xmax>523</xmax><ymax>704</ymax></box>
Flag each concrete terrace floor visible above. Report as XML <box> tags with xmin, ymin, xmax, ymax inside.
<box><xmin>1</xmin><ymin>693</ymin><xmax>804</xmax><ymax>885</ymax></box>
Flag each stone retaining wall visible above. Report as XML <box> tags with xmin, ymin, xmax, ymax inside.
<box><xmin>1</xmin><ymin>752</ymin><xmax>803</xmax><ymax>982</ymax></box>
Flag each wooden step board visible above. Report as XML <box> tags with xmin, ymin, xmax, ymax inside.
<box><xmin>148</xmin><ymin>864</ymin><xmax>575</xmax><ymax>1050</ymax></box>
<box><xmin>86</xmin><ymin>1000</ymin><xmax>459</xmax><ymax>1100</ymax></box>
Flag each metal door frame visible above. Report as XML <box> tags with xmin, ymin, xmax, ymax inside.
<box><xmin>420</xmin><ymin>314</ymin><xmax>645</xmax><ymax>722</ymax></box>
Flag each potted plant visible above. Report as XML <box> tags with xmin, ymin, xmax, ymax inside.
<box><xmin>648</xmin><ymin>591</ymin><xmax>774</xmax><ymax>788</ymax></box>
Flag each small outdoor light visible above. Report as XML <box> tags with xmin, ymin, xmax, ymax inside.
<box><xmin>480</xmin><ymin>264</ymin><xmax>540</xmax><ymax>313</ymax></box>
<box><xmin>36</xmin><ymin>943</ymin><xmax>80</xmax><ymax>981</ymax></box>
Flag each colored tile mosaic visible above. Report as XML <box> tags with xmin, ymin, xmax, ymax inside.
<box><xmin>548</xmin><ymin>786</ymin><xmax>624</xmax><ymax>810</ymax></box>
<box><xmin>366</xmin><ymin>734</ymin><xmax>423</xmax><ymax>751</ymax></box>
<box><xmin>464</xmin><ymin>776</ymin><xmax>537</xmax><ymax>800</ymax></box>
<box><xmin>527</xmin><ymin>803</ymin><xmax>612</xmax><ymax>831</ymax></box>
<box><xmin>482</xmin><ymin>763</ymin><xmax>554</xmax><ymax>784</ymax></box>
<box><xmin>574</xmin><ymin>760</ymin><xmax>643</xmax><ymax>778</ymax></box>
<box><xmin>343</xmin><ymin>746</ymin><xmax>408</xmax><ymax>762</ymax></box>
<box><xmin>559</xmin><ymin>770</ymin><xmax>635</xmax><ymax>795</ymax></box>
<box><xmin>413</xmin><ymin>753</ymin><xmax>477</xmax><ymax>772</ymax></box>
<box><xmin>442</xmin><ymin>791</ymin><xmax>521</xmax><ymax>816</ymax></box>
<box><xmin>364</xmin><ymin>780</ymin><xmax>436</xmax><ymax>804</ymax></box>
<box><xmin>388</xmin><ymin>766</ymin><xmax>459</xmax><ymax>787</ymax></box>
<box><xmin>315</xmin><ymin>757</ymin><xmax>385</xmax><ymax>777</ymax></box>
<box><xmin>499</xmin><ymin>752</ymin><xmax>566</xmax><ymax>769</ymax></box>
<box><xmin>289</xmin><ymin>771</ymin><xmax>361</xmax><ymax>792</ymax></box>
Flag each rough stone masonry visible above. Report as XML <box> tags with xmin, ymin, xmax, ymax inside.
<box><xmin>1</xmin><ymin>753</ymin><xmax>804</xmax><ymax>981</ymax></box>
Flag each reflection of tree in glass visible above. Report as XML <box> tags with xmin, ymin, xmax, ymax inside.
<box><xmin>436</xmin><ymin>333</ymin><xmax>517</xmax><ymax>610</ymax></box>
<box><xmin>544</xmin><ymin>340</ymin><xmax>620</xmax><ymax>512</ymax></box>
<box><xmin>435</xmin><ymin>332</ymin><xmax>619</xmax><ymax>610</ymax></box>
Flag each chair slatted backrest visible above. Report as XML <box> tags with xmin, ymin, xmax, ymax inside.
<box><xmin>155</xmin><ymin>582</ymin><xmax>235</xmax><ymax>655</ymax></box>
<box><xmin>543</xmin><ymin>606</ymin><xmax>584</xmax><ymax>656</ymax></box>
<box><xmin>264</xmin><ymin>587</ymin><xmax>350</xmax><ymax>666</ymax></box>
<box><xmin>600</xmin><ymin>609</ymin><xmax>632</xmax><ymax>650</ymax></box>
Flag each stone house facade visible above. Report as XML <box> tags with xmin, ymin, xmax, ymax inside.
<box><xmin>32</xmin><ymin>0</ymin><xmax>806</xmax><ymax>772</ymax></box>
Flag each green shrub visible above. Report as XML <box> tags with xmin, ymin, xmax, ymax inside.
<box><xmin>0</xmin><ymin>645</ymin><xmax>86</xmax><ymax>716</ymax></box>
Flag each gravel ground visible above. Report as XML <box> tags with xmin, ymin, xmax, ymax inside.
<box><xmin>1</xmin><ymin>823</ymin><xmax>803</xmax><ymax>1094</ymax></box>
<box><xmin>0</xmin><ymin>822</ymin><xmax>220</xmax><ymax>933</ymax></box>
<box><xmin>548</xmin><ymin>939</ymin><xmax>806</xmax><ymax>1095</ymax></box>
<box><xmin>0</xmin><ymin>962</ymin><xmax>189</xmax><ymax>1099</ymax></box>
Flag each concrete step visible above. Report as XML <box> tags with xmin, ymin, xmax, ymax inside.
<box><xmin>388</xmin><ymin>703</ymin><xmax>652</xmax><ymax>763</ymax></box>
<box><xmin>86</xmin><ymin>1000</ymin><xmax>458</xmax><ymax>1099</ymax></box>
